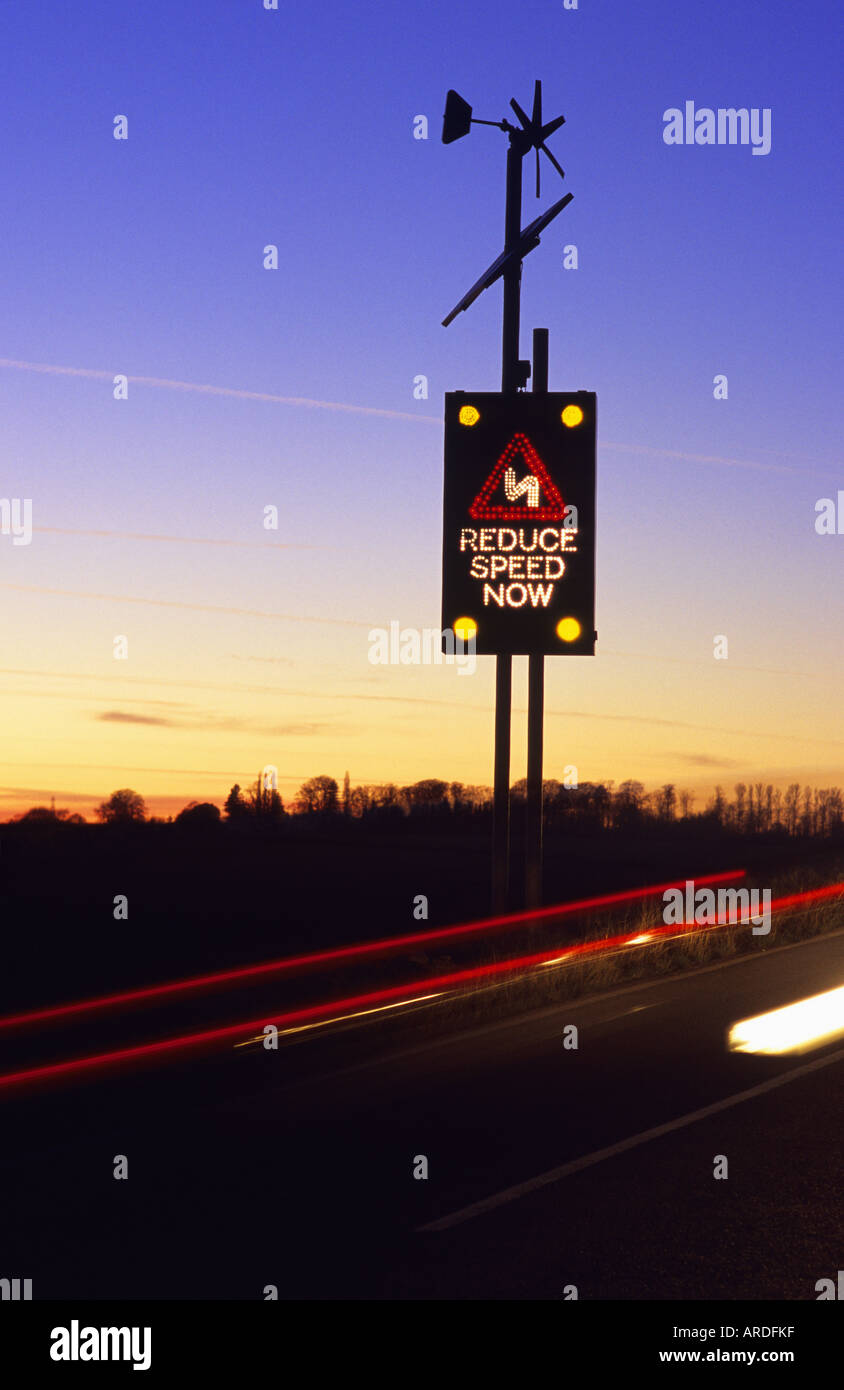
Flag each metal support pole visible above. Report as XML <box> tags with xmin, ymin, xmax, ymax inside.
<box><xmin>501</xmin><ymin>145</ymin><xmax>522</xmax><ymax>392</ymax></box>
<box><xmin>492</xmin><ymin>655</ymin><xmax>512</xmax><ymax>910</ymax></box>
<box><xmin>492</xmin><ymin>140</ymin><xmax>524</xmax><ymax>912</ymax></box>
<box><xmin>531</xmin><ymin>325</ymin><xmax>548</xmax><ymax>395</ymax></box>
<box><xmin>525</xmin><ymin>326</ymin><xmax>548</xmax><ymax>907</ymax></box>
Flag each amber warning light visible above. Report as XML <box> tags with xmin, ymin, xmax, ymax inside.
<box><xmin>441</xmin><ymin>390</ymin><xmax>596</xmax><ymax>656</ymax></box>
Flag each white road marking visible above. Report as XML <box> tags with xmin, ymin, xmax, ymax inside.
<box><xmin>599</xmin><ymin>1003</ymin><xmax>655</xmax><ymax>1025</ymax></box>
<box><xmin>418</xmin><ymin>1043</ymin><xmax>844</xmax><ymax>1233</ymax></box>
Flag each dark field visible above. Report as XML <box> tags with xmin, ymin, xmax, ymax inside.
<box><xmin>3</xmin><ymin>816</ymin><xmax>842</xmax><ymax>1016</ymax></box>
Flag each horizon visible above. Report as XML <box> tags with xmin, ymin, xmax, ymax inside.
<box><xmin>7</xmin><ymin>767</ymin><xmax>842</xmax><ymax>825</ymax></box>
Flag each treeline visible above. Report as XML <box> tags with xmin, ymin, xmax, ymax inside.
<box><xmin>222</xmin><ymin>775</ymin><xmax>844</xmax><ymax>837</ymax></box>
<box><xmin>8</xmin><ymin>776</ymin><xmax>844</xmax><ymax>839</ymax></box>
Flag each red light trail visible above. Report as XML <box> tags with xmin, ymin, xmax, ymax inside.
<box><xmin>0</xmin><ymin>870</ymin><xmax>745</xmax><ymax>1034</ymax></box>
<box><xmin>0</xmin><ymin>874</ymin><xmax>838</xmax><ymax>1094</ymax></box>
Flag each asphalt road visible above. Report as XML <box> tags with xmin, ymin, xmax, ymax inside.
<box><xmin>1</xmin><ymin>928</ymin><xmax>842</xmax><ymax>1300</ymax></box>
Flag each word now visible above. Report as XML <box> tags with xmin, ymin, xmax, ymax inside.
<box><xmin>484</xmin><ymin>581</ymin><xmax>555</xmax><ymax>608</ymax></box>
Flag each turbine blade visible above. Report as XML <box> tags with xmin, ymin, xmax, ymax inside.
<box><xmin>541</xmin><ymin>144</ymin><xmax>565</xmax><ymax>181</ymax></box>
<box><xmin>535</xmin><ymin>146</ymin><xmax>541</xmax><ymax>198</ymax></box>
<box><xmin>532</xmin><ymin>79</ymin><xmax>542</xmax><ymax>128</ymax></box>
<box><xmin>541</xmin><ymin>114</ymin><xmax>566</xmax><ymax>140</ymax></box>
<box><xmin>510</xmin><ymin>97</ymin><xmax>531</xmax><ymax>130</ymax></box>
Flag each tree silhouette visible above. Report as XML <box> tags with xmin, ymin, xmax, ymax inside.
<box><xmin>248</xmin><ymin>778</ymin><xmax>285</xmax><ymax>819</ymax></box>
<box><xmin>224</xmin><ymin>784</ymin><xmax>248</xmax><ymax>819</ymax></box>
<box><xmin>94</xmin><ymin>788</ymin><xmax>147</xmax><ymax>824</ymax></box>
<box><xmin>404</xmin><ymin>779</ymin><xmax>449</xmax><ymax>812</ymax></box>
<box><xmin>176</xmin><ymin>802</ymin><xmax>221</xmax><ymax>827</ymax></box>
<box><xmin>296</xmin><ymin>776</ymin><xmax>339</xmax><ymax>814</ymax></box>
<box><xmin>615</xmin><ymin>780</ymin><xmax>645</xmax><ymax>826</ymax></box>
<box><xmin>14</xmin><ymin>806</ymin><xmax>85</xmax><ymax>826</ymax></box>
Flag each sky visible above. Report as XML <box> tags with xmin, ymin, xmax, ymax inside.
<box><xmin>0</xmin><ymin>0</ymin><xmax>841</xmax><ymax>818</ymax></box>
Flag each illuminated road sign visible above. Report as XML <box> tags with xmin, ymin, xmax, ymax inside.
<box><xmin>441</xmin><ymin>391</ymin><xmax>596</xmax><ymax>655</ymax></box>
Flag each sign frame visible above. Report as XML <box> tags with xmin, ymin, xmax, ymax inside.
<box><xmin>441</xmin><ymin>389</ymin><xmax>597</xmax><ymax>656</ymax></box>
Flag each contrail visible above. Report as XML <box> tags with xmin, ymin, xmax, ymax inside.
<box><xmin>0</xmin><ymin>355</ymin><xmax>832</xmax><ymax>475</ymax></box>
<box><xmin>0</xmin><ymin>583</ymin><xmax>370</xmax><ymax>627</ymax></box>
<box><xmin>0</xmin><ymin>356</ymin><xmax>429</xmax><ymax>424</ymax></box>
<box><xmin>599</xmin><ymin>440</ymin><xmax>803</xmax><ymax>476</ymax></box>
<box><xmin>33</xmin><ymin>526</ymin><xmax>322</xmax><ymax>549</ymax></box>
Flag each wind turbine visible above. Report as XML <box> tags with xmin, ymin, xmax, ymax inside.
<box><xmin>441</xmin><ymin>81</ymin><xmax>572</xmax><ymax>347</ymax></box>
<box><xmin>509</xmin><ymin>80</ymin><xmax>566</xmax><ymax>199</ymax></box>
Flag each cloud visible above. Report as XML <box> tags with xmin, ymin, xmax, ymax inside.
<box><xmin>98</xmin><ymin>710</ymin><xmax>175</xmax><ymax>726</ymax></box>
<box><xmin>198</xmin><ymin>717</ymin><xmax>329</xmax><ymax>737</ymax></box>
<box><xmin>94</xmin><ymin>710</ymin><xmax>329</xmax><ymax>737</ymax></box>
<box><xmin>672</xmin><ymin>753</ymin><xmax>742</xmax><ymax>769</ymax></box>
<box><xmin>3</xmin><ymin>664</ymin><xmax>844</xmax><ymax>751</ymax></box>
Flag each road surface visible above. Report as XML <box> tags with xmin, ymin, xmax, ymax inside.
<box><xmin>1</xmin><ymin>927</ymin><xmax>842</xmax><ymax>1299</ymax></box>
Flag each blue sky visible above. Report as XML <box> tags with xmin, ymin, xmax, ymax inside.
<box><xmin>0</xmin><ymin>0</ymin><xmax>841</xmax><ymax>812</ymax></box>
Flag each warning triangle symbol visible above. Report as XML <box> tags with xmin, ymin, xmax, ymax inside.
<box><xmin>469</xmin><ymin>432</ymin><xmax>566</xmax><ymax>521</ymax></box>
